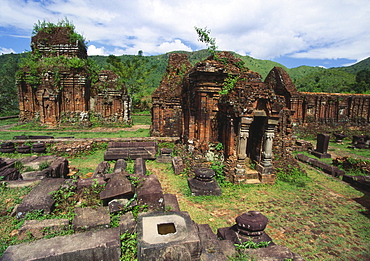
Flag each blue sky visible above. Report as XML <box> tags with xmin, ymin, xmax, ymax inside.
<box><xmin>0</xmin><ymin>0</ymin><xmax>369</xmax><ymax>69</ymax></box>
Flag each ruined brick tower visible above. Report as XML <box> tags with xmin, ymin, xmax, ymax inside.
<box><xmin>151</xmin><ymin>53</ymin><xmax>192</xmax><ymax>137</ymax></box>
<box><xmin>17</xmin><ymin>24</ymin><xmax>131</xmax><ymax>126</ymax></box>
<box><xmin>152</xmin><ymin>52</ymin><xmax>295</xmax><ymax>184</ymax></box>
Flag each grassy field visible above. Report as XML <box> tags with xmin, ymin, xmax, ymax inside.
<box><xmin>0</xmin><ymin>114</ymin><xmax>151</xmax><ymax>141</ymax></box>
<box><xmin>149</xmin><ymin>160</ymin><xmax>370</xmax><ymax>260</ymax></box>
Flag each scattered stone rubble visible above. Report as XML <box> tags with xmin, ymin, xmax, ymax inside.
<box><xmin>0</xmin><ymin>155</ymin><xmax>69</xmax><ymax>181</ymax></box>
<box><xmin>1</xmin><ymin>157</ymin><xmax>304</xmax><ymax>261</ymax></box>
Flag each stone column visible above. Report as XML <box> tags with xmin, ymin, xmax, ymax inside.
<box><xmin>261</xmin><ymin>124</ymin><xmax>275</xmax><ymax>168</ymax></box>
<box><xmin>237</xmin><ymin>117</ymin><xmax>253</xmax><ymax>160</ymax></box>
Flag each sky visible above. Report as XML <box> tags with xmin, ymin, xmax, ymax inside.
<box><xmin>0</xmin><ymin>0</ymin><xmax>369</xmax><ymax>69</ymax></box>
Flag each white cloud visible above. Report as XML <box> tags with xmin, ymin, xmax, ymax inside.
<box><xmin>0</xmin><ymin>0</ymin><xmax>369</xmax><ymax>62</ymax></box>
<box><xmin>87</xmin><ymin>45</ymin><xmax>107</xmax><ymax>56</ymax></box>
<box><xmin>0</xmin><ymin>47</ymin><xmax>15</xmax><ymax>54</ymax></box>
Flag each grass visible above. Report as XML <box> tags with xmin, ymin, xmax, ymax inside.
<box><xmin>131</xmin><ymin>114</ymin><xmax>151</xmax><ymax>125</ymax></box>
<box><xmin>149</xmin><ymin>160</ymin><xmax>370</xmax><ymax>261</ymax></box>
<box><xmin>0</xmin><ymin>118</ymin><xmax>18</xmax><ymax>127</ymax></box>
<box><xmin>0</xmin><ymin>184</ymin><xmax>36</xmax><ymax>254</ymax></box>
<box><xmin>0</xmin><ymin>128</ymin><xmax>150</xmax><ymax>141</ymax></box>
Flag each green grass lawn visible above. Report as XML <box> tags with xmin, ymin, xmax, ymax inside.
<box><xmin>149</xmin><ymin>161</ymin><xmax>370</xmax><ymax>261</ymax></box>
<box><xmin>0</xmin><ymin>118</ymin><xmax>18</xmax><ymax>127</ymax></box>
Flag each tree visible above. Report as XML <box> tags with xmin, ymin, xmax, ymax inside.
<box><xmin>351</xmin><ymin>69</ymin><xmax>370</xmax><ymax>93</ymax></box>
<box><xmin>106</xmin><ymin>51</ymin><xmax>156</xmax><ymax>111</ymax></box>
<box><xmin>0</xmin><ymin>55</ymin><xmax>19</xmax><ymax>116</ymax></box>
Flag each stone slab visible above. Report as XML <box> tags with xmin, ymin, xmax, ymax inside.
<box><xmin>1</xmin><ymin>227</ymin><xmax>121</xmax><ymax>261</ymax></box>
<box><xmin>241</xmin><ymin>244</ymin><xmax>305</xmax><ymax>261</ymax></box>
<box><xmin>17</xmin><ymin>218</ymin><xmax>69</xmax><ymax>240</ymax></box>
<box><xmin>1</xmin><ymin>180</ymin><xmax>39</xmax><ymax>188</ymax></box>
<box><xmin>16</xmin><ymin>178</ymin><xmax>65</xmax><ymax>218</ymax></box>
<box><xmin>72</xmin><ymin>207</ymin><xmax>110</xmax><ymax>230</ymax></box>
<box><xmin>119</xmin><ymin>211</ymin><xmax>136</xmax><ymax>234</ymax></box>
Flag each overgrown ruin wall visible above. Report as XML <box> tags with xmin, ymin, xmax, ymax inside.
<box><xmin>265</xmin><ymin>67</ymin><xmax>370</xmax><ymax>125</ymax></box>
<box><xmin>91</xmin><ymin>70</ymin><xmax>131</xmax><ymax>124</ymax></box>
<box><xmin>17</xmin><ymin>27</ymin><xmax>131</xmax><ymax>126</ymax></box>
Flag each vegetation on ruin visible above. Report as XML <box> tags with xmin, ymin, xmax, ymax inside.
<box><xmin>15</xmin><ymin>53</ymin><xmax>99</xmax><ymax>89</ymax></box>
<box><xmin>32</xmin><ymin>18</ymin><xmax>87</xmax><ymax>48</ymax></box>
<box><xmin>14</xmin><ymin>19</ymin><xmax>100</xmax><ymax>91</ymax></box>
<box><xmin>149</xmin><ymin>159</ymin><xmax>370</xmax><ymax>260</ymax></box>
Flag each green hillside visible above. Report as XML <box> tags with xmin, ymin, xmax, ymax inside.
<box><xmin>336</xmin><ymin>57</ymin><xmax>370</xmax><ymax>74</ymax></box>
<box><xmin>294</xmin><ymin>69</ymin><xmax>356</xmax><ymax>93</ymax></box>
<box><xmin>1</xmin><ymin>50</ymin><xmax>369</xmax><ymax>116</ymax></box>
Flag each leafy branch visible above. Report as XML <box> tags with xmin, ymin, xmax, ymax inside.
<box><xmin>194</xmin><ymin>26</ymin><xmax>218</xmax><ymax>57</ymax></box>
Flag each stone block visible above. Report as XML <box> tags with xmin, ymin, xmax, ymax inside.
<box><xmin>1</xmin><ymin>227</ymin><xmax>121</xmax><ymax>261</ymax></box>
<box><xmin>163</xmin><ymin>193</ymin><xmax>180</xmax><ymax>212</ymax></box>
<box><xmin>16</xmin><ymin>178</ymin><xmax>65</xmax><ymax>218</ymax></box>
<box><xmin>0</xmin><ymin>168</ymin><xmax>21</xmax><ymax>180</ymax></box>
<box><xmin>76</xmin><ymin>177</ymin><xmax>106</xmax><ymax>188</ymax></box>
<box><xmin>137</xmin><ymin>175</ymin><xmax>164</xmax><ymax>211</ymax></box>
<box><xmin>172</xmin><ymin>156</ymin><xmax>185</xmax><ymax>175</ymax></box>
<box><xmin>156</xmin><ymin>148</ymin><xmax>173</xmax><ymax>163</ymax></box>
<box><xmin>108</xmin><ymin>198</ymin><xmax>130</xmax><ymax>213</ymax></box>
<box><xmin>198</xmin><ymin>224</ymin><xmax>227</xmax><ymax>261</ymax></box>
<box><xmin>100</xmin><ymin>173</ymin><xmax>134</xmax><ymax>203</ymax></box>
<box><xmin>137</xmin><ymin>211</ymin><xmax>201</xmax><ymax>261</ymax></box>
<box><xmin>104</xmin><ymin>142</ymin><xmax>158</xmax><ymax>161</ymax></box>
<box><xmin>21</xmin><ymin>171</ymin><xmax>47</xmax><ymax>180</ymax></box>
<box><xmin>218</xmin><ymin>240</ymin><xmax>237</xmax><ymax>259</ymax></box>
<box><xmin>134</xmin><ymin>158</ymin><xmax>147</xmax><ymax>176</ymax></box>
<box><xmin>113</xmin><ymin>159</ymin><xmax>127</xmax><ymax>173</ymax></box>
<box><xmin>72</xmin><ymin>207</ymin><xmax>110</xmax><ymax>230</ymax></box>
<box><xmin>17</xmin><ymin>218</ymin><xmax>69</xmax><ymax>240</ymax></box>
<box><xmin>92</xmin><ymin>161</ymin><xmax>110</xmax><ymax>178</ymax></box>
<box><xmin>119</xmin><ymin>211</ymin><xmax>136</xmax><ymax>234</ymax></box>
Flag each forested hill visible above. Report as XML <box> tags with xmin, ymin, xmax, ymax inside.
<box><xmin>0</xmin><ymin>50</ymin><xmax>369</xmax><ymax>116</ymax></box>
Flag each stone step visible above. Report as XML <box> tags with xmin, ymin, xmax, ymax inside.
<box><xmin>244</xmin><ymin>178</ymin><xmax>261</xmax><ymax>184</ymax></box>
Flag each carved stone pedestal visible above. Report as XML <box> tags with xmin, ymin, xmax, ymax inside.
<box><xmin>187</xmin><ymin>168</ymin><xmax>221</xmax><ymax>196</ymax></box>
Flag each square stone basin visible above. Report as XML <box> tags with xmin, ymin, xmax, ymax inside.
<box><xmin>141</xmin><ymin>214</ymin><xmax>187</xmax><ymax>244</ymax></box>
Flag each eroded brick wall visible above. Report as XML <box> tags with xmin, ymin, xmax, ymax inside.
<box><xmin>151</xmin><ymin>53</ymin><xmax>191</xmax><ymax>137</ymax></box>
<box><xmin>18</xmin><ymin>28</ymin><xmax>131</xmax><ymax>126</ymax></box>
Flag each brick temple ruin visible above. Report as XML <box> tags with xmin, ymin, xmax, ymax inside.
<box><xmin>151</xmin><ymin>52</ymin><xmax>370</xmax><ymax>184</ymax></box>
<box><xmin>17</xmin><ymin>26</ymin><xmax>131</xmax><ymax>126</ymax></box>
